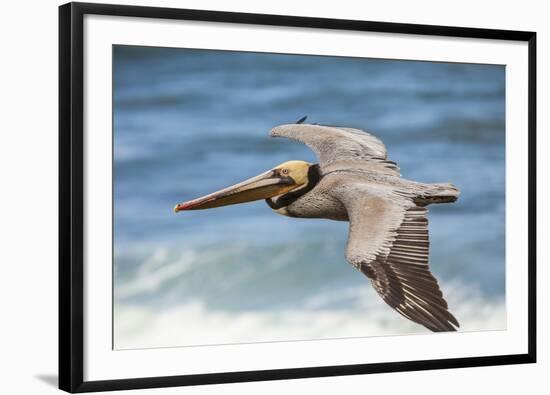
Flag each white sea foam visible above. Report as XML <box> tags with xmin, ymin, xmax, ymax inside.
<box><xmin>114</xmin><ymin>280</ymin><xmax>506</xmax><ymax>350</ymax></box>
<box><xmin>115</xmin><ymin>248</ymin><xmax>198</xmax><ymax>299</ymax></box>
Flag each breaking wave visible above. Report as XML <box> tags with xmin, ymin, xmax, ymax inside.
<box><xmin>114</xmin><ymin>279</ymin><xmax>505</xmax><ymax>350</ymax></box>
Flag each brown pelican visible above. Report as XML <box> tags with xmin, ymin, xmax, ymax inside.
<box><xmin>174</xmin><ymin>120</ymin><xmax>460</xmax><ymax>332</ymax></box>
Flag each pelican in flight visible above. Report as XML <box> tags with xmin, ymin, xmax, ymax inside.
<box><xmin>174</xmin><ymin>119</ymin><xmax>460</xmax><ymax>332</ymax></box>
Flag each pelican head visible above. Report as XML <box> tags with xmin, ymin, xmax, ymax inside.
<box><xmin>173</xmin><ymin>160</ymin><xmax>313</xmax><ymax>212</ymax></box>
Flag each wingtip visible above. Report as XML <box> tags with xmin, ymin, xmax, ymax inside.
<box><xmin>295</xmin><ymin>115</ymin><xmax>308</xmax><ymax>124</ymax></box>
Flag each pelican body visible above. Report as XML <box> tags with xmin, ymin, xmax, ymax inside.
<box><xmin>174</xmin><ymin>121</ymin><xmax>460</xmax><ymax>332</ymax></box>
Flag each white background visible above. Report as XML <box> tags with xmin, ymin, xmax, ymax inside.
<box><xmin>0</xmin><ymin>0</ymin><xmax>547</xmax><ymax>394</ymax></box>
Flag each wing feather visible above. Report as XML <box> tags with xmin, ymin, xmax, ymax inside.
<box><xmin>332</xmin><ymin>184</ymin><xmax>459</xmax><ymax>332</ymax></box>
<box><xmin>270</xmin><ymin>123</ymin><xmax>400</xmax><ymax>174</ymax></box>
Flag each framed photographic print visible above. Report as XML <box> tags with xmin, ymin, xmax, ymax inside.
<box><xmin>59</xmin><ymin>2</ymin><xmax>537</xmax><ymax>392</ymax></box>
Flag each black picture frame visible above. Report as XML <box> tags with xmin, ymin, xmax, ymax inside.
<box><xmin>59</xmin><ymin>2</ymin><xmax>537</xmax><ymax>393</ymax></box>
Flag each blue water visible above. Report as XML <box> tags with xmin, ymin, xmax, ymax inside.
<box><xmin>113</xmin><ymin>45</ymin><xmax>505</xmax><ymax>348</ymax></box>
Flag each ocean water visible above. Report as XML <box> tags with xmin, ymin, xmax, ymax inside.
<box><xmin>113</xmin><ymin>46</ymin><xmax>506</xmax><ymax>349</ymax></box>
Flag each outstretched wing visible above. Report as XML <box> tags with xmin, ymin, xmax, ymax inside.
<box><xmin>270</xmin><ymin>124</ymin><xmax>399</xmax><ymax>174</ymax></box>
<box><xmin>333</xmin><ymin>182</ymin><xmax>459</xmax><ymax>332</ymax></box>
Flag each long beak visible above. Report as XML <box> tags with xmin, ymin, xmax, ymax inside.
<box><xmin>174</xmin><ymin>170</ymin><xmax>296</xmax><ymax>212</ymax></box>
